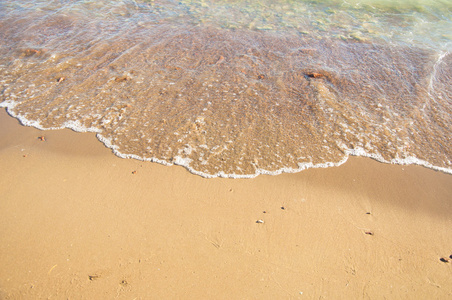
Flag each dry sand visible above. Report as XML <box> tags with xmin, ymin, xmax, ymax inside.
<box><xmin>1</xmin><ymin>108</ymin><xmax>451</xmax><ymax>299</ymax></box>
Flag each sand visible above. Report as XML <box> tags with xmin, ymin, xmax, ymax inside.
<box><xmin>1</xmin><ymin>108</ymin><xmax>451</xmax><ymax>299</ymax></box>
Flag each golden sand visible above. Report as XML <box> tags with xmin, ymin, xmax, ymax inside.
<box><xmin>1</xmin><ymin>109</ymin><xmax>452</xmax><ymax>299</ymax></box>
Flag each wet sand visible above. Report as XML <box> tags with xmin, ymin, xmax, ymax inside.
<box><xmin>1</xmin><ymin>108</ymin><xmax>452</xmax><ymax>299</ymax></box>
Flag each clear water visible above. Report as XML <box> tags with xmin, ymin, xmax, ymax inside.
<box><xmin>1</xmin><ymin>0</ymin><xmax>451</xmax><ymax>177</ymax></box>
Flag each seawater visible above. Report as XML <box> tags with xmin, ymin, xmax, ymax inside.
<box><xmin>1</xmin><ymin>0</ymin><xmax>451</xmax><ymax>178</ymax></box>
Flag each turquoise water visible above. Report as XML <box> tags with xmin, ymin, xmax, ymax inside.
<box><xmin>1</xmin><ymin>0</ymin><xmax>451</xmax><ymax>177</ymax></box>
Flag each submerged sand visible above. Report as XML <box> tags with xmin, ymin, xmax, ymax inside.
<box><xmin>2</xmin><ymin>4</ymin><xmax>452</xmax><ymax>176</ymax></box>
<box><xmin>1</xmin><ymin>108</ymin><xmax>452</xmax><ymax>299</ymax></box>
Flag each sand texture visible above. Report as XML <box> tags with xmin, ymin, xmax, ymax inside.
<box><xmin>1</xmin><ymin>109</ymin><xmax>452</xmax><ymax>299</ymax></box>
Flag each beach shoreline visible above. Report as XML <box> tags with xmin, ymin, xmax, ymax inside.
<box><xmin>1</xmin><ymin>109</ymin><xmax>452</xmax><ymax>299</ymax></box>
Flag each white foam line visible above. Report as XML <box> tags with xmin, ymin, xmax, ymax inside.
<box><xmin>345</xmin><ymin>147</ymin><xmax>452</xmax><ymax>175</ymax></box>
<box><xmin>2</xmin><ymin>101</ymin><xmax>452</xmax><ymax>178</ymax></box>
<box><xmin>89</xmin><ymin>140</ymin><xmax>452</xmax><ymax>179</ymax></box>
<box><xmin>1</xmin><ymin>101</ymin><xmax>101</xmax><ymax>133</ymax></box>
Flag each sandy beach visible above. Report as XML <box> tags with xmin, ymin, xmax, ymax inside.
<box><xmin>0</xmin><ymin>108</ymin><xmax>451</xmax><ymax>299</ymax></box>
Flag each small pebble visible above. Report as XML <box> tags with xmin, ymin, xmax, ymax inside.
<box><xmin>256</xmin><ymin>219</ymin><xmax>264</xmax><ymax>224</ymax></box>
<box><xmin>38</xmin><ymin>136</ymin><xmax>46</xmax><ymax>141</ymax></box>
<box><xmin>440</xmin><ymin>258</ymin><xmax>449</xmax><ymax>263</ymax></box>
<box><xmin>115</xmin><ymin>76</ymin><xmax>128</xmax><ymax>82</ymax></box>
<box><xmin>120</xmin><ymin>279</ymin><xmax>128</xmax><ymax>286</ymax></box>
<box><xmin>131</xmin><ymin>170</ymin><xmax>137</xmax><ymax>174</ymax></box>
<box><xmin>305</xmin><ymin>72</ymin><xmax>323</xmax><ymax>78</ymax></box>
<box><xmin>364</xmin><ymin>231</ymin><xmax>374</xmax><ymax>235</ymax></box>
<box><xmin>216</xmin><ymin>55</ymin><xmax>225</xmax><ymax>64</ymax></box>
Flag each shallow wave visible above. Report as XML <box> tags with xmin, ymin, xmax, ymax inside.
<box><xmin>1</xmin><ymin>0</ymin><xmax>451</xmax><ymax>177</ymax></box>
